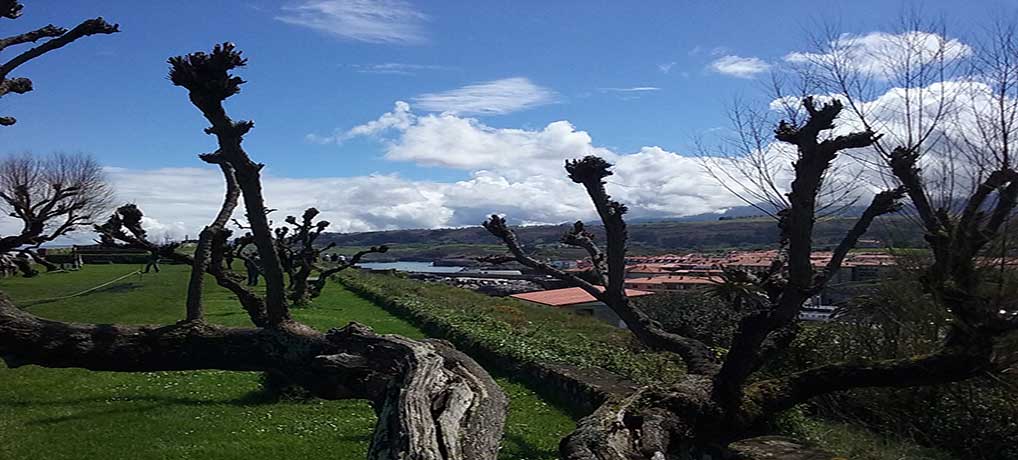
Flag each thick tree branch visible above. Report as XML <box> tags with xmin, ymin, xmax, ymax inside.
<box><xmin>889</xmin><ymin>146</ymin><xmax>943</xmax><ymax>234</ymax></box>
<box><xmin>310</xmin><ymin>245</ymin><xmax>388</xmax><ymax>298</ymax></box>
<box><xmin>169</xmin><ymin>43</ymin><xmax>289</xmax><ymax>325</ymax></box>
<box><xmin>566</xmin><ymin>156</ymin><xmax>628</xmax><ymax>295</ymax></box>
<box><xmin>0</xmin><ymin>24</ymin><xmax>65</xmax><ymax>52</ymax></box>
<box><xmin>185</xmin><ymin>162</ymin><xmax>240</xmax><ymax>321</ymax></box>
<box><xmin>483</xmin><ymin>214</ymin><xmax>603</xmax><ymax>297</ymax></box>
<box><xmin>18</xmin><ymin>248</ymin><xmax>57</xmax><ymax>272</ymax></box>
<box><xmin>560</xmin><ymin>221</ymin><xmax>607</xmax><ymax>286</ymax></box>
<box><xmin>0</xmin><ymin>16</ymin><xmax>117</xmax><ymax>125</ymax></box>
<box><xmin>484</xmin><ymin>212</ymin><xmax>718</xmax><ymax>375</ymax></box>
<box><xmin>985</xmin><ymin>171</ymin><xmax>1018</xmax><ymax>236</ymax></box>
<box><xmin>745</xmin><ymin>336</ymin><xmax>995</xmax><ymax>415</ymax></box>
<box><xmin>0</xmin><ymin>18</ymin><xmax>119</xmax><ymax>78</ymax></box>
<box><xmin>819</xmin><ymin>187</ymin><xmax>905</xmax><ymax>286</ymax></box>
<box><xmin>714</xmin><ymin>97</ymin><xmax>879</xmax><ymax>409</ymax></box>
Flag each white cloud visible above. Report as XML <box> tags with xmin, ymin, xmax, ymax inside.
<box><xmin>387</xmin><ymin>116</ymin><xmax>612</xmax><ymax>175</ymax></box>
<box><xmin>276</xmin><ymin>0</ymin><xmax>428</xmax><ymax>45</ymax></box>
<box><xmin>308</xmin><ymin>101</ymin><xmax>415</xmax><ymax>144</ymax></box>
<box><xmin>412</xmin><ymin>77</ymin><xmax>558</xmax><ymax>116</ymax></box>
<box><xmin>290</xmin><ymin>104</ymin><xmax>746</xmax><ymax>233</ymax></box>
<box><xmin>612</xmin><ymin>147</ymin><xmax>742</xmax><ymax>217</ymax></box>
<box><xmin>658</xmin><ymin>62</ymin><xmax>676</xmax><ymax>74</ymax></box>
<box><xmin>34</xmin><ymin>106</ymin><xmax>752</xmax><ymax>242</ymax></box>
<box><xmin>36</xmin><ymin>76</ymin><xmax>1007</xmax><ymax>246</ymax></box>
<box><xmin>599</xmin><ymin>87</ymin><xmax>661</xmax><ymax>93</ymax></box>
<box><xmin>329</xmin><ymin>102</ymin><xmax>612</xmax><ymax>176</ymax></box>
<box><xmin>599</xmin><ymin>87</ymin><xmax>661</xmax><ymax>101</ymax></box>
<box><xmin>710</xmin><ymin>55</ymin><xmax>771</xmax><ymax>78</ymax></box>
<box><xmin>783</xmin><ymin>31</ymin><xmax>972</xmax><ymax>79</ymax></box>
<box><xmin>350</xmin><ymin>63</ymin><xmax>451</xmax><ymax>75</ymax></box>
<box><xmin>70</xmin><ymin>156</ymin><xmax>735</xmax><ymax>240</ymax></box>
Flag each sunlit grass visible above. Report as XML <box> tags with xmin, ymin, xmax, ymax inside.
<box><xmin>0</xmin><ymin>264</ymin><xmax>573</xmax><ymax>460</ymax></box>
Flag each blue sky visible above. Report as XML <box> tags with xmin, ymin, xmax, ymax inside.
<box><xmin>1</xmin><ymin>0</ymin><xmax>1011</xmax><ymax>237</ymax></box>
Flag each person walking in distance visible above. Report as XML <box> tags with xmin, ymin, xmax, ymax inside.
<box><xmin>143</xmin><ymin>251</ymin><xmax>160</xmax><ymax>273</ymax></box>
<box><xmin>244</xmin><ymin>255</ymin><xmax>260</xmax><ymax>286</ymax></box>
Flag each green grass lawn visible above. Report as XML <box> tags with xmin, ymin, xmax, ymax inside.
<box><xmin>0</xmin><ymin>264</ymin><xmax>573</xmax><ymax>460</ymax></box>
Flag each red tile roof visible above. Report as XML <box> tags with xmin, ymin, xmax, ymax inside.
<box><xmin>511</xmin><ymin>287</ymin><xmax>653</xmax><ymax>307</ymax></box>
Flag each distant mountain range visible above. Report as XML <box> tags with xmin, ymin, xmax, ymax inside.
<box><xmin>626</xmin><ymin>202</ymin><xmax>874</xmax><ymax>223</ymax></box>
<box><xmin>320</xmin><ymin>212</ymin><xmax>923</xmax><ymax>260</ymax></box>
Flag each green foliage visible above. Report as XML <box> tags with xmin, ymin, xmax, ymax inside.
<box><xmin>338</xmin><ymin>270</ymin><xmax>686</xmax><ymax>384</ymax></box>
<box><xmin>634</xmin><ymin>291</ymin><xmax>742</xmax><ymax>349</ymax></box>
<box><xmin>777</xmin><ymin>270</ymin><xmax>1018</xmax><ymax>460</ymax></box>
<box><xmin>774</xmin><ymin>407</ymin><xmax>958</xmax><ymax>460</ymax></box>
<box><xmin>634</xmin><ymin>281</ymin><xmax>1008</xmax><ymax>459</ymax></box>
<box><xmin>0</xmin><ymin>265</ymin><xmax>574</xmax><ymax>460</ymax></box>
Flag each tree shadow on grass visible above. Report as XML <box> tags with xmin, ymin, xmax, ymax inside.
<box><xmin>203</xmin><ymin>310</ymin><xmax>250</xmax><ymax>321</ymax></box>
<box><xmin>21</xmin><ymin>282</ymin><xmax>144</xmax><ymax>308</ymax></box>
<box><xmin>0</xmin><ymin>391</ymin><xmax>282</xmax><ymax>424</ymax></box>
<box><xmin>83</xmin><ymin>282</ymin><xmax>144</xmax><ymax>296</ymax></box>
<box><xmin>334</xmin><ymin>433</ymin><xmax>372</xmax><ymax>444</ymax></box>
<box><xmin>3</xmin><ymin>392</ymin><xmax>374</xmax><ymax>428</ymax></box>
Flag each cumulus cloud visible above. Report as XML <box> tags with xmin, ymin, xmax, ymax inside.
<box><xmin>783</xmin><ymin>31</ymin><xmax>972</xmax><ymax>79</ymax></box>
<box><xmin>307</xmin><ymin>101</ymin><xmax>415</xmax><ymax>144</ymax></box>
<box><xmin>77</xmin><ymin>158</ymin><xmax>735</xmax><ymax>241</ymax></box>
<box><xmin>709</xmin><ymin>55</ymin><xmax>771</xmax><ymax>78</ymax></box>
<box><xmin>30</xmin><ymin>106</ymin><xmax>751</xmax><ymax>244</ymax></box>
<box><xmin>326</xmin><ymin>102</ymin><xmax>613</xmax><ymax>176</ymax></box>
<box><xmin>288</xmin><ymin>104</ymin><xmax>749</xmax><ymax>235</ymax></box>
<box><xmin>386</xmin><ymin>116</ymin><xmax>612</xmax><ymax>175</ymax></box>
<box><xmin>276</xmin><ymin>0</ymin><xmax>428</xmax><ymax>45</ymax></box>
<box><xmin>412</xmin><ymin>77</ymin><xmax>558</xmax><ymax>116</ymax></box>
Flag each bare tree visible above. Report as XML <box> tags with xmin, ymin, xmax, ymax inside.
<box><xmin>0</xmin><ymin>0</ymin><xmax>118</xmax><ymax>126</ymax></box>
<box><xmin>484</xmin><ymin>103</ymin><xmax>1015</xmax><ymax>459</ymax></box>
<box><xmin>0</xmin><ymin>43</ymin><xmax>508</xmax><ymax>460</ymax></box>
<box><xmin>0</xmin><ymin>152</ymin><xmax>113</xmax><ymax>274</ymax></box>
<box><xmin>477</xmin><ymin>17</ymin><xmax>1018</xmax><ymax>459</ymax></box>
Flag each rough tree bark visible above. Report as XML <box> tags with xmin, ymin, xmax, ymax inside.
<box><xmin>2</xmin><ymin>41</ymin><xmax>508</xmax><ymax>460</ymax></box>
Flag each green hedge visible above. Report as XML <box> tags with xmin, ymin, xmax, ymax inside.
<box><xmin>337</xmin><ymin>270</ymin><xmax>684</xmax><ymax>413</ymax></box>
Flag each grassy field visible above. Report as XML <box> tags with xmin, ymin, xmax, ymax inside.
<box><xmin>0</xmin><ymin>264</ymin><xmax>574</xmax><ymax>460</ymax></box>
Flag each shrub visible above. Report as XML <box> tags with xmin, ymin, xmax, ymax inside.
<box><xmin>338</xmin><ymin>270</ymin><xmax>684</xmax><ymax>385</ymax></box>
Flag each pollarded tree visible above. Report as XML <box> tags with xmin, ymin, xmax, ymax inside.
<box><xmin>480</xmin><ymin>19</ymin><xmax>1016</xmax><ymax>458</ymax></box>
<box><xmin>0</xmin><ymin>43</ymin><xmax>508</xmax><ymax>460</ymax></box>
<box><xmin>271</xmin><ymin>207</ymin><xmax>388</xmax><ymax>305</ymax></box>
<box><xmin>483</xmin><ymin>100</ymin><xmax>1017</xmax><ymax>458</ymax></box>
<box><xmin>0</xmin><ymin>0</ymin><xmax>118</xmax><ymax>126</ymax></box>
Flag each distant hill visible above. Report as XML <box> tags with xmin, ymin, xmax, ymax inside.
<box><xmin>320</xmin><ymin>215</ymin><xmax>923</xmax><ymax>260</ymax></box>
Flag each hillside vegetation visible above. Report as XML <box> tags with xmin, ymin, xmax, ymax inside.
<box><xmin>321</xmin><ymin>217</ymin><xmax>924</xmax><ymax>261</ymax></box>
